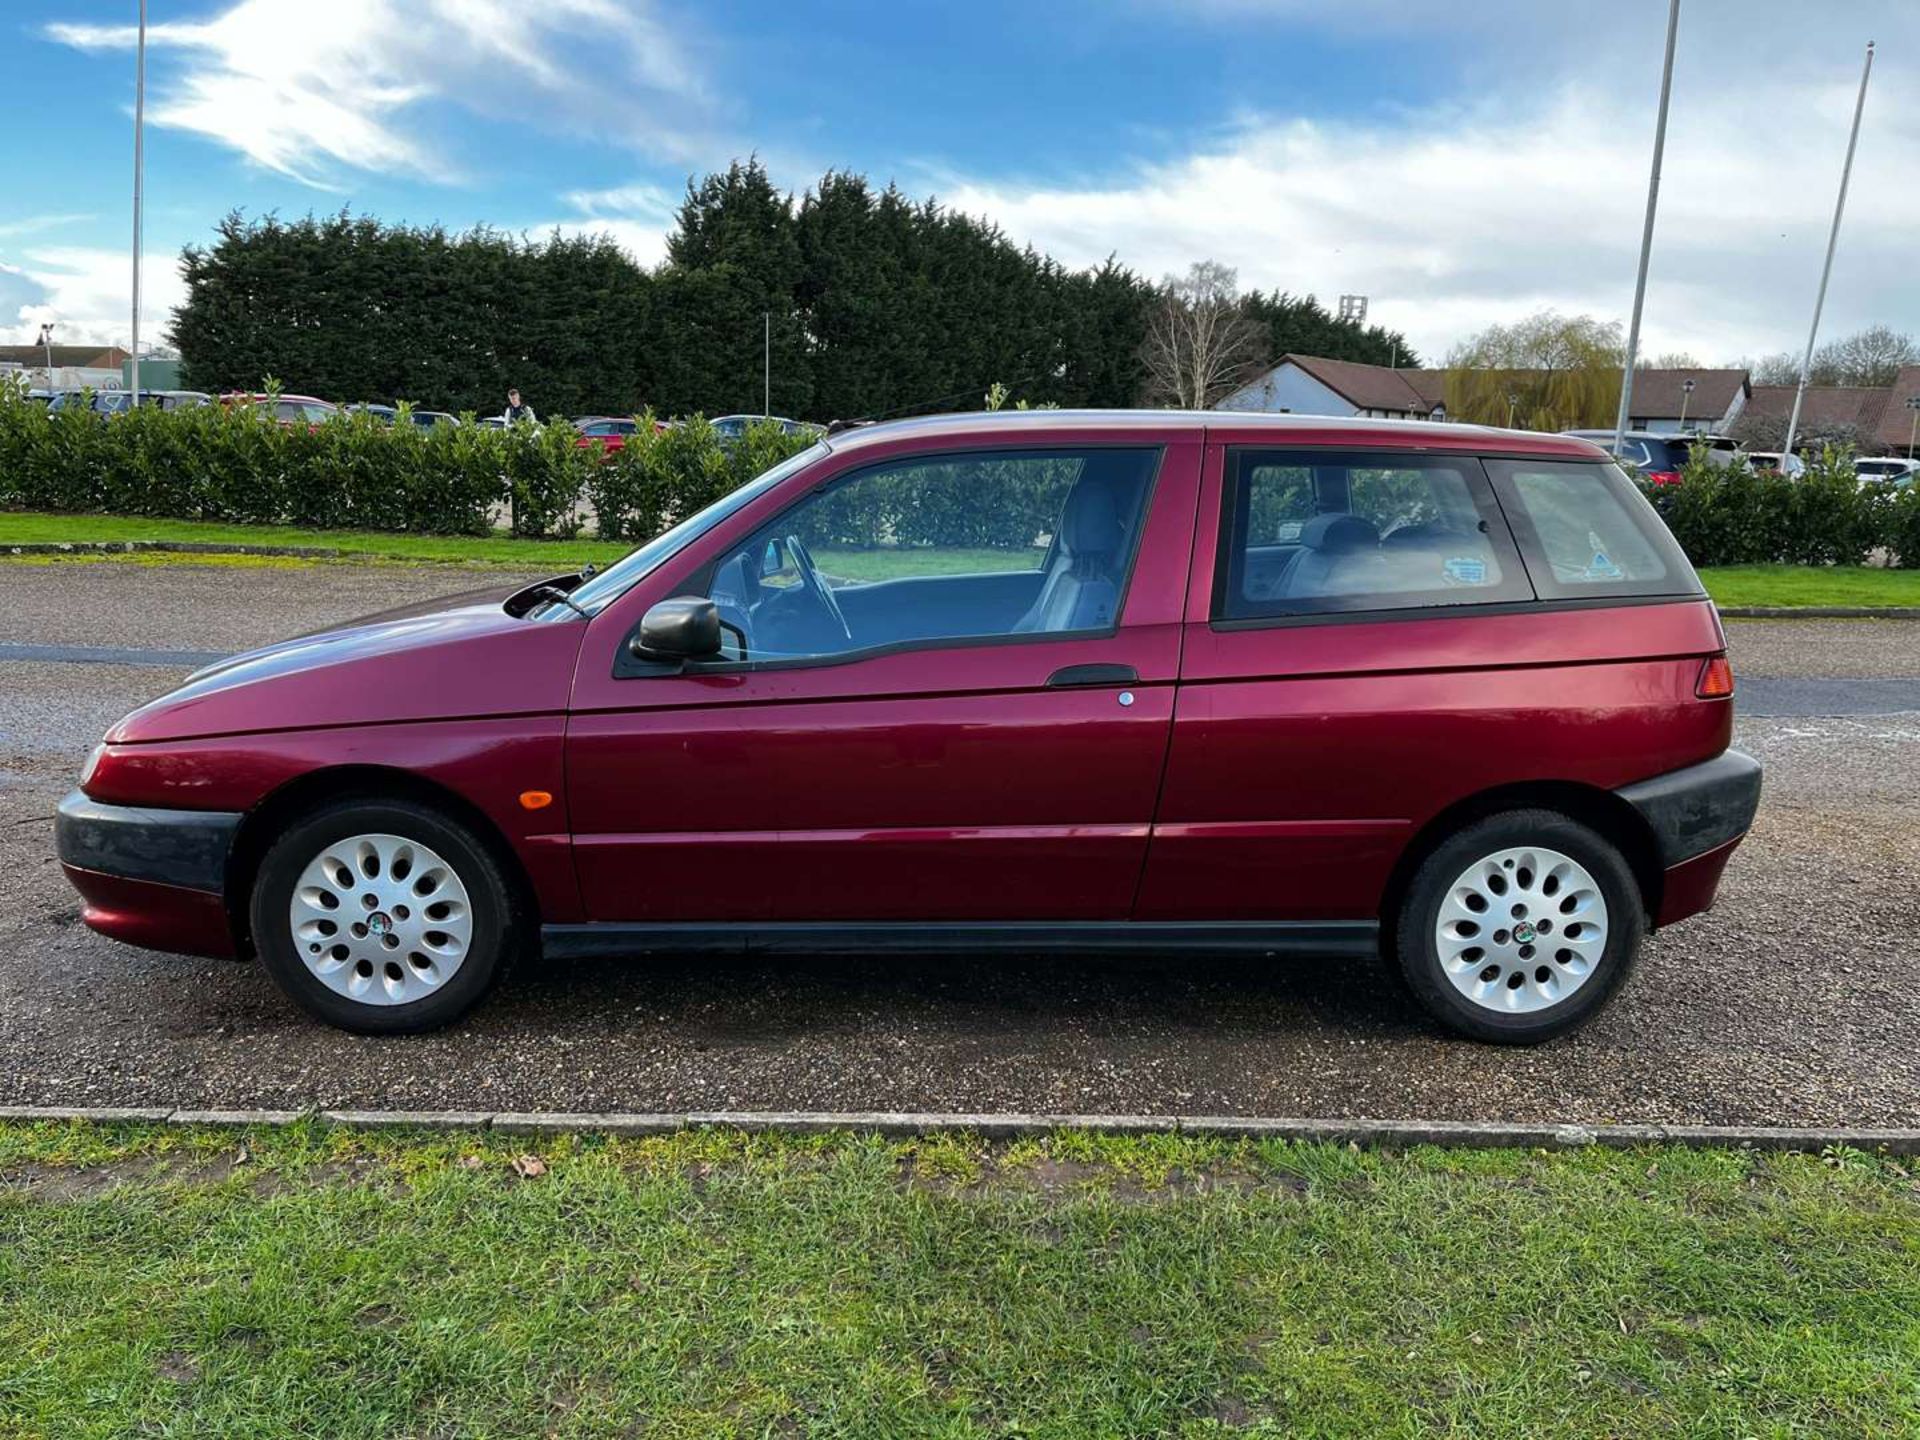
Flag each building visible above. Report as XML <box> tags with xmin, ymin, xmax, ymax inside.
<box><xmin>0</xmin><ymin>344</ymin><xmax>132</xmax><ymax>392</ymax></box>
<box><xmin>1215</xmin><ymin>355</ymin><xmax>1747</xmax><ymax>434</ymax></box>
<box><xmin>1214</xmin><ymin>354</ymin><xmax>1446</xmax><ymax>420</ymax></box>
<box><xmin>1620</xmin><ymin>369</ymin><xmax>1749</xmax><ymax>434</ymax></box>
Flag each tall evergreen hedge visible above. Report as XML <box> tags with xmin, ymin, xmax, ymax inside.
<box><xmin>167</xmin><ymin>161</ymin><xmax>1417</xmax><ymax>422</ymax></box>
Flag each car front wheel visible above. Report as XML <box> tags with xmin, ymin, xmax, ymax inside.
<box><xmin>1394</xmin><ymin>809</ymin><xmax>1645</xmax><ymax>1044</ymax></box>
<box><xmin>250</xmin><ymin>798</ymin><xmax>523</xmax><ymax>1034</ymax></box>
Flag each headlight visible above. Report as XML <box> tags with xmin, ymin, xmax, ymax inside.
<box><xmin>80</xmin><ymin>743</ymin><xmax>106</xmax><ymax>788</ymax></box>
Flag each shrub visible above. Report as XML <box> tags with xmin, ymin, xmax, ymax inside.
<box><xmin>1641</xmin><ymin>442</ymin><xmax>1900</xmax><ymax>568</ymax></box>
<box><xmin>0</xmin><ymin>380</ymin><xmax>814</xmax><ymax>545</ymax></box>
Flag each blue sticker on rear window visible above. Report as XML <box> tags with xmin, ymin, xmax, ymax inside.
<box><xmin>1442</xmin><ymin>555</ymin><xmax>1488</xmax><ymax>585</ymax></box>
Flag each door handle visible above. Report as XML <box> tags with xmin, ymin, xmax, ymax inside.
<box><xmin>1046</xmin><ymin>663</ymin><xmax>1139</xmax><ymax>688</ymax></box>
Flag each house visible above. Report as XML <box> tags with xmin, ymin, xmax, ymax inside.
<box><xmin>1620</xmin><ymin>369</ymin><xmax>1749</xmax><ymax>434</ymax></box>
<box><xmin>1741</xmin><ymin>383</ymin><xmax>1889</xmax><ymax>443</ymax></box>
<box><xmin>1874</xmin><ymin>366</ymin><xmax>1920</xmax><ymax>456</ymax></box>
<box><xmin>1214</xmin><ymin>354</ymin><xmax>1445</xmax><ymax>420</ymax></box>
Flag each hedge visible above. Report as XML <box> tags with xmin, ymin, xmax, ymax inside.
<box><xmin>1637</xmin><ymin>444</ymin><xmax>1920</xmax><ymax>569</ymax></box>
<box><xmin>0</xmin><ymin>382</ymin><xmax>815</xmax><ymax>541</ymax></box>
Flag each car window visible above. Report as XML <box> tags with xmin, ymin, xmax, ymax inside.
<box><xmin>1217</xmin><ymin>450</ymin><xmax>1529</xmax><ymax>620</ymax></box>
<box><xmin>700</xmin><ymin>447</ymin><xmax>1158</xmax><ymax>664</ymax></box>
<box><xmin>1484</xmin><ymin>459</ymin><xmax>1702</xmax><ymax>600</ymax></box>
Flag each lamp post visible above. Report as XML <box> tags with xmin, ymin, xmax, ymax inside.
<box><xmin>1506</xmin><ymin>391</ymin><xmax>1520</xmax><ymax>428</ymax></box>
<box><xmin>1907</xmin><ymin>395</ymin><xmax>1920</xmax><ymax>458</ymax></box>
<box><xmin>1679</xmin><ymin>376</ymin><xmax>1695</xmax><ymax>431</ymax></box>
<box><xmin>37</xmin><ymin>321</ymin><xmax>55</xmax><ymax>386</ymax></box>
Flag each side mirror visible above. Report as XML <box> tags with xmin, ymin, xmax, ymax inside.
<box><xmin>630</xmin><ymin>596</ymin><xmax>722</xmax><ymax>663</ymax></box>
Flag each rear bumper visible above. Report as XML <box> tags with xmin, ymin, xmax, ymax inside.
<box><xmin>55</xmin><ymin>790</ymin><xmax>241</xmax><ymax>958</ymax></box>
<box><xmin>1615</xmin><ymin>751</ymin><xmax>1763</xmax><ymax>926</ymax></box>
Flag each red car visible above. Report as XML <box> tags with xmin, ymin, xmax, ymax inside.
<box><xmin>574</xmin><ymin>417</ymin><xmax>640</xmax><ymax>454</ymax></box>
<box><xmin>58</xmin><ymin>412</ymin><xmax>1760</xmax><ymax>1041</ymax></box>
<box><xmin>220</xmin><ymin>393</ymin><xmax>339</xmax><ymax>427</ymax></box>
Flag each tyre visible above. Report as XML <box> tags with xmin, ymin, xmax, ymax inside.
<box><xmin>249</xmin><ymin>797</ymin><xmax>525</xmax><ymax>1034</ymax></box>
<box><xmin>1393</xmin><ymin>809</ymin><xmax>1645</xmax><ymax>1044</ymax></box>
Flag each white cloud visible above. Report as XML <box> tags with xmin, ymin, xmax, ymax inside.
<box><xmin>0</xmin><ymin>214</ymin><xmax>96</xmax><ymax>240</ymax></box>
<box><xmin>0</xmin><ymin>248</ymin><xmax>188</xmax><ymax>349</ymax></box>
<box><xmin>47</xmin><ymin>0</ymin><xmax>718</xmax><ymax>188</ymax></box>
<box><xmin>933</xmin><ymin>54</ymin><xmax>1920</xmax><ymax>364</ymax></box>
<box><xmin>545</xmin><ymin>181</ymin><xmax>682</xmax><ymax>268</ymax></box>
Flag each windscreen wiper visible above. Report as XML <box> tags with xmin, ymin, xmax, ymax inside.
<box><xmin>528</xmin><ymin>585</ymin><xmax>590</xmax><ymax>620</ymax></box>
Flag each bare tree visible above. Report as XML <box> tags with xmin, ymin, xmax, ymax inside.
<box><xmin>1735</xmin><ymin>328</ymin><xmax>1918</xmax><ymax>388</ymax></box>
<box><xmin>1140</xmin><ymin>261</ymin><xmax>1268</xmax><ymax>408</ymax></box>
<box><xmin>1812</xmin><ymin>325</ymin><xmax>1919</xmax><ymax>386</ymax></box>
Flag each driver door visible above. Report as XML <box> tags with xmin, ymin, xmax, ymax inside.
<box><xmin>563</xmin><ymin>437</ymin><xmax>1200</xmax><ymax>925</ymax></box>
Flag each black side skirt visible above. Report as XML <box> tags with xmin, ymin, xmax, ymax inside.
<box><xmin>542</xmin><ymin>920</ymin><xmax>1379</xmax><ymax>962</ymax></box>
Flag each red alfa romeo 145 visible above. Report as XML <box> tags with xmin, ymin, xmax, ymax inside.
<box><xmin>58</xmin><ymin>411</ymin><xmax>1760</xmax><ymax>1042</ymax></box>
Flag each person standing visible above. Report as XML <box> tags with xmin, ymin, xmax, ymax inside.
<box><xmin>502</xmin><ymin>387</ymin><xmax>536</xmax><ymax>424</ymax></box>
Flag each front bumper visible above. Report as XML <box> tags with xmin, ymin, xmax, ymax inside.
<box><xmin>56</xmin><ymin>790</ymin><xmax>242</xmax><ymax>958</ymax></box>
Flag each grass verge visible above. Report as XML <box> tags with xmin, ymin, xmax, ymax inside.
<box><xmin>1699</xmin><ymin>564</ymin><xmax>1920</xmax><ymax>609</ymax></box>
<box><xmin>2</xmin><ymin>1121</ymin><xmax>1916</xmax><ymax>1437</ymax></box>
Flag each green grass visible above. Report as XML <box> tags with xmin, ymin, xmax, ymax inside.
<box><xmin>2</xmin><ymin>1123</ymin><xmax>1916</xmax><ymax>1437</ymax></box>
<box><xmin>815</xmin><ymin>545</ymin><xmax>1045</xmax><ymax>582</ymax></box>
<box><xmin>0</xmin><ymin>511</ymin><xmax>628</xmax><ymax>568</ymax></box>
<box><xmin>1699</xmin><ymin>564</ymin><xmax>1920</xmax><ymax>609</ymax></box>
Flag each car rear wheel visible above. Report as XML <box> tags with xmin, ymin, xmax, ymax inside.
<box><xmin>250</xmin><ymin>798</ymin><xmax>523</xmax><ymax>1033</ymax></box>
<box><xmin>1394</xmin><ymin>809</ymin><xmax>1644</xmax><ymax>1044</ymax></box>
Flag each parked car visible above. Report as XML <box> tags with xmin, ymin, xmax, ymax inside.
<box><xmin>349</xmin><ymin>403</ymin><xmax>461</xmax><ymax>427</ymax></box>
<box><xmin>57</xmin><ymin>412</ymin><xmax>1759</xmax><ymax>1042</ymax></box>
<box><xmin>1557</xmin><ymin>430</ymin><xmax>1736</xmax><ymax>485</ymax></box>
<box><xmin>1740</xmin><ymin>450</ymin><xmax>1808</xmax><ymax>478</ymax></box>
<box><xmin>711</xmin><ymin>413</ymin><xmax>819</xmax><ymax>441</ymax></box>
<box><xmin>574</xmin><ymin>417</ymin><xmax>641</xmax><ymax>454</ymax></box>
<box><xmin>48</xmin><ymin>389</ymin><xmax>210</xmax><ymax>414</ymax></box>
<box><xmin>221</xmin><ymin>393</ymin><xmax>338</xmax><ymax>426</ymax></box>
<box><xmin>1853</xmin><ymin>456</ymin><xmax>1918</xmax><ymax>487</ymax></box>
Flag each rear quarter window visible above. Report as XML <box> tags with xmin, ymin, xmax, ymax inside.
<box><xmin>1484</xmin><ymin>458</ymin><xmax>1703</xmax><ymax>601</ymax></box>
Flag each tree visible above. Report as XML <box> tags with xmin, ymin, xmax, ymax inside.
<box><xmin>1812</xmin><ymin>325</ymin><xmax>1919</xmax><ymax>386</ymax></box>
<box><xmin>1444</xmin><ymin>312</ymin><xmax>1624</xmax><ymax>430</ymax></box>
<box><xmin>1242</xmin><ymin>290</ymin><xmax>1419</xmax><ymax>369</ymax></box>
<box><xmin>1139</xmin><ymin>262</ymin><xmax>1268</xmax><ymax>409</ymax></box>
<box><xmin>1640</xmin><ymin>351</ymin><xmax>1700</xmax><ymax>369</ymax></box>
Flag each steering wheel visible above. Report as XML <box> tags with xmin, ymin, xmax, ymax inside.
<box><xmin>785</xmin><ymin>534</ymin><xmax>852</xmax><ymax>642</ymax></box>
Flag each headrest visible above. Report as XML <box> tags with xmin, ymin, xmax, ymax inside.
<box><xmin>1299</xmin><ymin>512</ymin><xmax>1378</xmax><ymax>552</ymax></box>
<box><xmin>1059</xmin><ymin>482</ymin><xmax>1125</xmax><ymax>556</ymax></box>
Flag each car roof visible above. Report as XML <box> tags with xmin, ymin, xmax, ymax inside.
<box><xmin>823</xmin><ymin>408</ymin><xmax>1606</xmax><ymax>459</ymax></box>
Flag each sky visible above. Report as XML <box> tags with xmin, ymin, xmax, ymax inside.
<box><xmin>3</xmin><ymin>0</ymin><xmax>1917</xmax><ymax>369</ymax></box>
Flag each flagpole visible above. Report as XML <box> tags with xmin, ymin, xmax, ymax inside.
<box><xmin>130</xmin><ymin>0</ymin><xmax>147</xmax><ymax>401</ymax></box>
<box><xmin>1613</xmin><ymin>0</ymin><xmax>1680</xmax><ymax>454</ymax></box>
<box><xmin>1781</xmin><ymin>40</ymin><xmax>1875</xmax><ymax>469</ymax></box>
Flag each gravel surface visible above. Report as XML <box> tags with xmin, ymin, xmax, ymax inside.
<box><xmin>1</xmin><ymin>566</ymin><xmax>1916</xmax><ymax>1123</ymax></box>
<box><xmin>0</xmin><ymin>560</ymin><xmax>541</xmax><ymax>654</ymax></box>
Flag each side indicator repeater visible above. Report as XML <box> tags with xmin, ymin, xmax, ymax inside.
<box><xmin>519</xmin><ymin>790</ymin><xmax>555</xmax><ymax>811</ymax></box>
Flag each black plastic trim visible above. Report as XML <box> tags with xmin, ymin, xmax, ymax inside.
<box><xmin>1614</xmin><ymin>750</ymin><xmax>1763</xmax><ymax>867</ymax></box>
<box><xmin>541</xmin><ymin>917</ymin><xmax>1382</xmax><ymax>963</ymax></box>
<box><xmin>55</xmin><ymin>790</ymin><xmax>241</xmax><ymax>894</ymax></box>
<box><xmin>1206</xmin><ymin>590</ymin><xmax>1712</xmax><ymax>635</ymax></box>
<box><xmin>542</xmin><ymin>919</ymin><xmax>1379</xmax><ymax>961</ymax></box>
<box><xmin>1047</xmin><ymin>663</ymin><xmax>1139</xmax><ymax>687</ymax></box>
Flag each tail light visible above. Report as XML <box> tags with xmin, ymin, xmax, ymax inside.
<box><xmin>1646</xmin><ymin>470</ymin><xmax>1682</xmax><ymax>487</ymax></box>
<box><xmin>1696</xmin><ymin>655</ymin><xmax>1734</xmax><ymax>699</ymax></box>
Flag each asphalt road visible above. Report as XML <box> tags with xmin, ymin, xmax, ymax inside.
<box><xmin>2</xmin><ymin>560</ymin><xmax>1917</xmax><ymax>1125</ymax></box>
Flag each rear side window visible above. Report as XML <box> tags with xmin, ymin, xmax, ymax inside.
<box><xmin>1216</xmin><ymin>450</ymin><xmax>1531</xmax><ymax>620</ymax></box>
<box><xmin>1484</xmin><ymin>459</ymin><xmax>1702</xmax><ymax>600</ymax></box>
